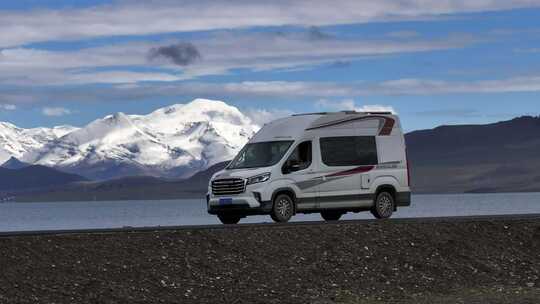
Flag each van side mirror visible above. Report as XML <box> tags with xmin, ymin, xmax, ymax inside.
<box><xmin>289</xmin><ymin>164</ymin><xmax>301</xmax><ymax>172</ymax></box>
<box><xmin>283</xmin><ymin>160</ymin><xmax>301</xmax><ymax>174</ymax></box>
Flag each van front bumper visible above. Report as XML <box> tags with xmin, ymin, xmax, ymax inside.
<box><xmin>207</xmin><ymin>195</ymin><xmax>273</xmax><ymax>215</ymax></box>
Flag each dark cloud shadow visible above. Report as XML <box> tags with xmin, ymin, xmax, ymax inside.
<box><xmin>148</xmin><ymin>42</ymin><xmax>201</xmax><ymax>66</ymax></box>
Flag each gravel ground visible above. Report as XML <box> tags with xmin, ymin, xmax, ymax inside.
<box><xmin>0</xmin><ymin>217</ymin><xmax>539</xmax><ymax>303</ymax></box>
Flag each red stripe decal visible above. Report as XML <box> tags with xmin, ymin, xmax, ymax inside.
<box><xmin>379</xmin><ymin>117</ymin><xmax>395</xmax><ymax>136</ymax></box>
<box><xmin>326</xmin><ymin>165</ymin><xmax>375</xmax><ymax>178</ymax></box>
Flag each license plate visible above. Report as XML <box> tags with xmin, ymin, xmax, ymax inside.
<box><xmin>219</xmin><ymin>198</ymin><xmax>233</xmax><ymax>205</ymax></box>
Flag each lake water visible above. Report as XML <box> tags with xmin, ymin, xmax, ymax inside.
<box><xmin>1</xmin><ymin>192</ymin><xmax>539</xmax><ymax>232</ymax></box>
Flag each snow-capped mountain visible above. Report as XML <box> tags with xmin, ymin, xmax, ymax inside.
<box><xmin>9</xmin><ymin>99</ymin><xmax>258</xmax><ymax>180</ymax></box>
<box><xmin>0</xmin><ymin>122</ymin><xmax>78</xmax><ymax>164</ymax></box>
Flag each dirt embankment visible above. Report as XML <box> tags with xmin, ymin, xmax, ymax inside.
<box><xmin>1</xmin><ymin>218</ymin><xmax>540</xmax><ymax>303</ymax></box>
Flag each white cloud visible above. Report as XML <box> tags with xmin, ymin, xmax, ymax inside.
<box><xmin>514</xmin><ymin>48</ymin><xmax>540</xmax><ymax>53</ymax></box>
<box><xmin>372</xmin><ymin>76</ymin><xmax>540</xmax><ymax>94</ymax></box>
<box><xmin>0</xmin><ymin>104</ymin><xmax>16</xmax><ymax>111</ymax></box>
<box><xmin>243</xmin><ymin>108</ymin><xmax>294</xmax><ymax>126</ymax></box>
<box><xmin>415</xmin><ymin>109</ymin><xmax>479</xmax><ymax>117</ymax></box>
<box><xmin>4</xmin><ymin>75</ymin><xmax>540</xmax><ymax>107</ymax></box>
<box><xmin>316</xmin><ymin>98</ymin><xmax>396</xmax><ymax>113</ymax></box>
<box><xmin>1</xmin><ymin>0</ymin><xmax>539</xmax><ymax>47</ymax></box>
<box><xmin>386</xmin><ymin>31</ymin><xmax>420</xmax><ymax>39</ymax></box>
<box><xmin>355</xmin><ymin>104</ymin><xmax>397</xmax><ymax>114</ymax></box>
<box><xmin>42</xmin><ymin>107</ymin><xmax>72</xmax><ymax>117</ymax></box>
<box><xmin>66</xmin><ymin>71</ymin><xmax>182</xmax><ymax>85</ymax></box>
<box><xmin>0</xmin><ymin>32</ymin><xmax>476</xmax><ymax>85</ymax></box>
<box><xmin>315</xmin><ymin>98</ymin><xmax>356</xmax><ymax>111</ymax></box>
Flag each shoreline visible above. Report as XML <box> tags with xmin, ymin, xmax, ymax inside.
<box><xmin>7</xmin><ymin>190</ymin><xmax>540</xmax><ymax>203</ymax></box>
<box><xmin>1</xmin><ymin>214</ymin><xmax>540</xmax><ymax>237</ymax></box>
<box><xmin>1</xmin><ymin>216</ymin><xmax>539</xmax><ymax>303</ymax></box>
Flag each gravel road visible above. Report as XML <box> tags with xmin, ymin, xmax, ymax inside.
<box><xmin>1</xmin><ymin>216</ymin><xmax>539</xmax><ymax>303</ymax></box>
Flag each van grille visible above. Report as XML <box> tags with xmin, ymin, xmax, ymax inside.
<box><xmin>212</xmin><ymin>178</ymin><xmax>246</xmax><ymax>195</ymax></box>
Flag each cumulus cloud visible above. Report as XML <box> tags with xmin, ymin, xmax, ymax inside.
<box><xmin>1</xmin><ymin>0</ymin><xmax>539</xmax><ymax>47</ymax></box>
<box><xmin>316</xmin><ymin>99</ymin><xmax>396</xmax><ymax>113</ymax></box>
<box><xmin>42</xmin><ymin>107</ymin><xmax>72</xmax><ymax>117</ymax></box>
<box><xmin>355</xmin><ymin>104</ymin><xmax>397</xmax><ymax>114</ymax></box>
<box><xmin>148</xmin><ymin>42</ymin><xmax>201</xmax><ymax>66</ymax></box>
<box><xmin>0</xmin><ymin>104</ymin><xmax>16</xmax><ymax>111</ymax></box>
<box><xmin>315</xmin><ymin>98</ymin><xmax>356</xmax><ymax>111</ymax></box>
<box><xmin>244</xmin><ymin>108</ymin><xmax>294</xmax><ymax>126</ymax></box>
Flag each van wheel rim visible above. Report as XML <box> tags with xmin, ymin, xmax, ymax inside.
<box><xmin>276</xmin><ymin>198</ymin><xmax>292</xmax><ymax>218</ymax></box>
<box><xmin>378</xmin><ymin>195</ymin><xmax>393</xmax><ymax>217</ymax></box>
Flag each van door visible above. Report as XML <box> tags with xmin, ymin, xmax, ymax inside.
<box><xmin>281</xmin><ymin>140</ymin><xmax>318</xmax><ymax>211</ymax></box>
<box><xmin>316</xmin><ymin>136</ymin><xmax>378</xmax><ymax>209</ymax></box>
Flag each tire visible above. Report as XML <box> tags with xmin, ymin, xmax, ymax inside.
<box><xmin>320</xmin><ymin>211</ymin><xmax>343</xmax><ymax>221</ymax></box>
<box><xmin>217</xmin><ymin>214</ymin><xmax>241</xmax><ymax>225</ymax></box>
<box><xmin>371</xmin><ymin>191</ymin><xmax>395</xmax><ymax>219</ymax></box>
<box><xmin>271</xmin><ymin>194</ymin><xmax>294</xmax><ymax>223</ymax></box>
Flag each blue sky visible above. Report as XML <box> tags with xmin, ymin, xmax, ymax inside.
<box><xmin>0</xmin><ymin>0</ymin><xmax>539</xmax><ymax>131</ymax></box>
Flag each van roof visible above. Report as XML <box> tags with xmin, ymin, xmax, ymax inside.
<box><xmin>250</xmin><ymin>111</ymin><xmax>401</xmax><ymax>143</ymax></box>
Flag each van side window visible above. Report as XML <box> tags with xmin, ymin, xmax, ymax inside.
<box><xmin>282</xmin><ymin>141</ymin><xmax>312</xmax><ymax>174</ymax></box>
<box><xmin>320</xmin><ymin>136</ymin><xmax>378</xmax><ymax>166</ymax></box>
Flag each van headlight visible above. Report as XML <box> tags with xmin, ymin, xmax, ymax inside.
<box><xmin>246</xmin><ymin>173</ymin><xmax>271</xmax><ymax>185</ymax></box>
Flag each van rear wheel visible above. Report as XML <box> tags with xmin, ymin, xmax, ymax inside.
<box><xmin>271</xmin><ymin>194</ymin><xmax>294</xmax><ymax>223</ymax></box>
<box><xmin>371</xmin><ymin>192</ymin><xmax>395</xmax><ymax>219</ymax></box>
<box><xmin>217</xmin><ymin>214</ymin><xmax>241</xmax><ymax>225</ymax></box>
<box><xmin>321</xmin><ymin>211</ymin><xmax>343</xmax><ymax>221</ymax></box>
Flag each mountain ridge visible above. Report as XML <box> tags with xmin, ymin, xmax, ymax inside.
<box><xmin>0</xmin><ymin>123</ymin><xmax>78</xmax><ymax>164</ymax></box>
<box><xmin>406</xmin><ymin>115</ymin><xmax>540</xmax><ymax>193</ymax></box>
<box><xmin>3</xmin><ymin>99</ymin><xmax>258</xmax><ymax>181</ymax></box>
<box><xmin>1</xmin><ymin>157</ymin><xmax>30</xmax><ymax>170</ymax></box>
<box><xmin>12</xmin><ymin>115</ymin><xmax>540</xmax><ymax>201</ymax></box>
<box><xmin>2</xmin><ymin>104</ymin><xmax>539</xmax><ymax>200</ymax></box>
<box><xmin>0</xmin><ymin>165</ymin><xmax>88</xmax><ymax>193</ymax></box>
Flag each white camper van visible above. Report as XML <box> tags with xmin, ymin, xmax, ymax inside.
<box><xmin>207</xmin><ymin>111</ymin><xmax>411</xmax><ymax>224</ymax></box>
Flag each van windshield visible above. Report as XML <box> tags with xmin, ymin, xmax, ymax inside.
<box><xmin>228</xmin><ymin>141</ymin><xmax>294</xmax><ymax>169</ymax></box>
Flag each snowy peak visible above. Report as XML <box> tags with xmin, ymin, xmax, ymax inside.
<box><xmin>3</xmin><ymin>99</ymin><xmax>259</xmax><ymax>180</ymax></box>
<box><xmin>0</xmin><ymin>122</ymin><xmax>78</xmax><ymax>164</ymax></box>
<box><xmin>64</xmin><ymin>112</ymin><xmax>141</xmax><ymax>146</ymax></box>
<box><xmin>140</xmin><ymin>99</ymin><xmax>256</xmax><ymax>133</ymax></box>
<box><xmin>51</xmin><ymin>125</ymin><xmax>79</xmax><ymax>138</ymax></box>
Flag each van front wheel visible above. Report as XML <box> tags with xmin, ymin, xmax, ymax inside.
<box><xmin>371</xmin><ymin>192</ymin><xmax>395</xmax><ymax>219</ymax></box>
<box><xmin>271</xmin><ymin>194</ymin><xmax>294</xmax><ymax>223</ymax></box>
